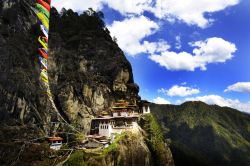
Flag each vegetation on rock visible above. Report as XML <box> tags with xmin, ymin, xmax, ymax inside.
<box><xmin>140</xmin><ymin>114</ymin><xmax>174</xmax><ymax>166</ymax></box>
<box><xmin>63</xmin><ymin>132</ymin><xmax>152</xmax><ymax>166</ymax></box>
<box><xmin>63</xmin><ymin>150</ymin><xmax>85</xmax><ymax>166</ymax></box>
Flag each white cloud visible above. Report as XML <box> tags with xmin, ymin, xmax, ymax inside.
<box><xmin>153</xmin><ymin>0</ymin><xmax>239</xmax><ymax>28</ymax></box>
<box><xmin>143</xmin><ymin>40</ymin><xmax>170</xmax><ymax>54</ymax></box>
<box><xmin>108</xmin><ymin>16</ymin><xmax>170</xmax><ymax>56</ymax></box>
<box><xmin>152</xmin><ymin>97</ymin><xmax>171</xmax><ymax>104</ymax></box>
<box><xmin>149</xmin><ymin>37</ymin><xmax>237</xmax><ymax>71</ymax></box>
<box><xmin>103</xmin><ymin>0</ymin><xmax>153</xmax><ymax>16</ymax></box>
<box><xmin>51</xmin><ymin>1</ymin><xmax>239</xmax><ymax>58</ymax></box>
<box><xmin>184</xmin><ymin>95</ymin><xmax>250</xmax><ymax>113</ymax></box>
<box><xmin>181</xmin><ymin>82</ymin><xmax>187</xmax><ymax>85</ymax></box>
<box><xmin>175</xmin><ymin>35</ymin><xmax>182</xmax><ymax>49</ymax></box>
<box><xmin>51</xmin><ymin>0</ymin><xmax>103</xmax><ymax>11</ymax></box>
<box><xmin>225</xmin><ymin>82</ymin><xmax>250</xmax><ymax>93</ymax></box>
<box><xmin>52</xmin><ymin>0</ymin><xmax>240</xmax><ymax>28</ymax></box>
<box><xmin>175</xmin><ymin>100</ymin><xmax>183</xmax><ymax>105</ymax></box>
<box><xmin>159</xmin><ymin>85</ymin><xmax>200</xmax><ymax>97</ymax></box>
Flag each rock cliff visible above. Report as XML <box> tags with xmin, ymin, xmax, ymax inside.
<box><xmin>48</xmin><ymin>7</ymin><xmax>140</xmax><ymax>132</ymax></box>
<box><xmin>0</xmin><ymin>0</ymin><xmax>173</xmax><ymax>165</ymax></box>
<box><xmin>0</xmin><ymin>0</ymin><xmax>139</xmax><ymax>138</ymax></box>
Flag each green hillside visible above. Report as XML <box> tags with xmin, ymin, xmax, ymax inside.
<box><xmin>151</xmin><ymin>101</ymin><xmax>250</xmax><ymax>166</ymax></box>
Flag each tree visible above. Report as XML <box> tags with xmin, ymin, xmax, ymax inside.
<box><xmin>113</xmin><ymin>36</ymin><xmax>118</xmax><ymax>43</ymax></box>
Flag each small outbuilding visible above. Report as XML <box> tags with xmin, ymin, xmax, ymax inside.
<box><xmin>48</xmin><ymin>137</ymin><xmax>63</xmax><ymax>150</ymax></box>
<box><xmin>139</xmin><ymin>100</ymin><xmax>151</xmax><ymax>114</ymax></box>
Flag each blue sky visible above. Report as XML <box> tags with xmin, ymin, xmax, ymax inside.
<box><xmin>52</xmin><ymin>0</ymin><xmax>250</xmax><ymax>113</ymax></box>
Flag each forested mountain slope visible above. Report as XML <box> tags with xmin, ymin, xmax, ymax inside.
<box><xmin>151</xmin><ymin>101</ymin><xmax>250</xmax><ymax>166</ymax></box>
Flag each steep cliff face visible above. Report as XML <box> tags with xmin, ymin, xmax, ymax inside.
<box><xmin>64</xmin><ymin>132</ymin><xmax>153</xmax><ymax>166</ymax></box>
<box><xmin>63</xmin><ymin>117</ymin><xmax>174</xmax><ymax>166</ymax></box>
<box><xmin>0</xmin><ymin>0</ymin><xmax>55</xmax><ymax>140</ymax></box>
<box><xmin>48</xmin><ymin>8</ymin><xmax>140</xmax><ymax>132</ymax></box>
<box><xmin>0</xmin><ymin>1</ymin><xmax>174</xmax><ymax>165</ymax></box>
<box><xmin>0</xmin><ymin>0</ymin><xmax>139</xmax><ymax>138</ymax></box>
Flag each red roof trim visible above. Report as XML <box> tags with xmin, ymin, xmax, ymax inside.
<box><xmin>48</xmin><ymin>137</ymin><xmax>63</xmax><ymax>141</ymax></box>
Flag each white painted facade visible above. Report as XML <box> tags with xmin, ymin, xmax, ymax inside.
<box><xmin>143</xmin><ymin>106</ymin><xmax>150</xmax><ymax>114</ymax></box>
<box><xmin>50</xmin><ymin>140</ymin><xmax>63</xmax><ymax>150</ymax></box>
<box><xmin>99</xmin><ymin>122</ymin><xmax>112</xmax><ymax>137</ymax></box>
<box><xmin>113</xmin><ymin>112</ymin><xmax>129</xmax><ymax>117</ymax></box>
<box><xmin>98</xmin><ymin>119</ymin><xmax>139</xmax><ymax>137</ymax></box>
<box><xmin>147</xmin><ymin>106</ymin><xmax>150</xmax><ymax>113</ymax></box>
<box><xmin>113</xmin><ymin>112</ymin><xmax>118</xmax><ymax>117</ymax></box>
<box><xmin>121</xmin><ymin>112</ymin><xmax>128</xmax><ymax>117</ymax></box>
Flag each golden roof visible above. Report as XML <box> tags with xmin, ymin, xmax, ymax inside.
<box><xmin>111</xmin><ymin>99</ymin><xmax>137</xmax><ymax>111</ymax></box>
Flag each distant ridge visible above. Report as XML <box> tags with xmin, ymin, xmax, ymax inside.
<box><xmin>151</xmin><ymin>101</ymin><xmax>250</xmax><ymax>166</ymax></box>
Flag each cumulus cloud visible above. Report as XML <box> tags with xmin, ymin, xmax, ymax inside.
<box><xmin>153</xmin><ymin>0</ymin><xmax>239</xmax><ymax>28</ymax></box>
<box><xmin>225</xmin><ymin>82</ymin><xmax>250</xmax><ymax>93</ymax></box>
<box><xmin>110</xmin><ymin>0</ymin><xmax>240</xmax><ymax>28</ymax></box>
<box><xmin>143</xmin><ymin>40</ymin><xmax>171</xmax><ymax>54</ymax></box>
<box><xmin>159</xmin><ymin>85</ymin><xmax>200</xmax><ymax>97</ymax></box>
<box><xmin>51</xmin><ymin>0</ymin><xmax>103</xmax><ymax>11</ymax></box>
<box><xmin>108</xmin><ymin>16</ymin><xmax>170</xmax><ymax>56</ymax></box>
<box><xmin>175</xmin><ymin>35</ymin><xmax>182</xmax><ymax>49</ymax></box>
<box><xmin>181</xmin><ymin>82</ymin><xmax>187</xmax><ymax>85</ymax></box>
<box><xmin>152</xmin><ymin>97</ymin><xmax>171</xmax><ymax>104</ymax></box>
<box><xmin>103</xmin><ymin>0</ymin><xmax>153</xmax><ymax>16</ymax></box>
<box><xmin>52</xmin><ymin>0</ymin><xmax>240</xmax><ymax>28</ymax></box>
<box><xmin>149</xmin><ymin>37</ymin><xmax>237</xmax><ymax>71</ymax></box>
<box><xmin>184</xmin><ymin>95</ymin><xmax>250</xmax><ymax>113</ymax></box>
<box><xmin>51</xmin><ymin>1</ymin><xmax>238</xmax><ymax>57</ymax></box>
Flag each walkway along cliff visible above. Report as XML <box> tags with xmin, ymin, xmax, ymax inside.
<box><xmin>0</xmin><ymin>0</ymin><xmax>174</xmax><ymax>165</ymax></box>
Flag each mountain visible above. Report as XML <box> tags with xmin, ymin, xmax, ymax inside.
<box><xmin>151</xmin><ymin>101</ymin><xmax>250</xmax><ymax>166</ymax></box>
<box><xmin>0</xmin><ymin>0</ymin><xmax>173</xmax><ymax>165</ymax></box>
<box><xmin>0</xmin><ymin>0</ymin><xmax>139</xmax><ymax>139</ymax></box>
